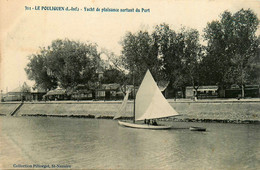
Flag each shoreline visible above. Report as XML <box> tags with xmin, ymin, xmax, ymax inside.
<box><xmin>2</xmin><ymin>97</ymin><xmax>260</xmax><ymax>104</ymax></box>
<box><xmin>0</xmin><ymin>99</ymin><xmax>259</xmax><ymax>124</ymax></box>
<box><xmin>13</xmin><ymin>114</ymin><xmax>259</xmax><ymax>124</ymax></box>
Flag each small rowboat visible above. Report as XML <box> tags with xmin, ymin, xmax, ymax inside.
<box><xmin>189</xmin><ymin>126</ymin><xmax>206</xmax><ymax>131</ymax></box>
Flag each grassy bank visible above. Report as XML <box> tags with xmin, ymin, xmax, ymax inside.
<box><xmin>169</xmin><ymin>102</ymin><xmax>260</xmax><ymax>122</ymax></box>
<box><xmin>1</xmin><ymin>100</ymin><xmax>259</xmax><ymax>123</ymax></box>
<box><xmin>0</xmin><ymin>103</ymin><xmax>21</xmax><ymax>116</ymax></box>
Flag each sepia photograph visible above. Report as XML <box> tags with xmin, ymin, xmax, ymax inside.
<box><xmin>0</xmin><ymin>0</ymin><xmax>259</xmax><ymax>169</ymax></box>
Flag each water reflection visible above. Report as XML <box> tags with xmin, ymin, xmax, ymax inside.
<box><xmin>1</xmin><ymin>117</ymin><xmax>259</xmax><ymax>169</ymax></box>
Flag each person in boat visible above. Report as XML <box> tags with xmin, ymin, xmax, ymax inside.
<box><xmin>152</xmin><ymin>119</ymin><xmax>158</xmax><ymax>126</ymax></box>
<box><xmin>147</xmin><ymin>119</ymin><xmax>150</xmax><ymax>125</ymax></box>
<box><xmin>144</xmin><ymin>119</ymin><xmax>147</xmax><ymax>124</ymax></box>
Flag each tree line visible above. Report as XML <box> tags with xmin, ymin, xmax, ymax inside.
<box><xmin>26</xmin><ymin>9</ymin><xmax>260</xmax><ymax>98</ymax></box>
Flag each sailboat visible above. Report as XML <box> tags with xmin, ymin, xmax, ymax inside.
<box><xmin>115</xmin><ymin>69</ymin><xmax>179</xmax><ymax>130</ymax></box>
<box><xmin>113</xmin><ymin>90</ymin><xmax>130</xmax><ymax>120</ymax></box>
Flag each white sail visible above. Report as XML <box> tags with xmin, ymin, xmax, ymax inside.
<box><xmin>113</xmin><ymin>90</ymin><xmax>130</xmax><ymax>119</ymax></box>
<box><xmin>135</xmin><ymin>70</ymin><xmax>179</xmax><ymax>121</ymax></box>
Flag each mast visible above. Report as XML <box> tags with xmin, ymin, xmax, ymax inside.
<box><xmin>133</xmin><ymin>68</ymin><xmax>136</xmax><ymax>123</ymax></box>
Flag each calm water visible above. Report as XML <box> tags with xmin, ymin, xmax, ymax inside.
<box><xmin>0</xmin><ymin>116</ymin><xmax>259</xmax><ymax>169</ymax></box>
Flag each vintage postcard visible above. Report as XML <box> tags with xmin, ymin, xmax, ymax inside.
<box><xmin>1</xmin><ymin>0</ymin><xmax>259</xmax><ymax>169</ymax></box>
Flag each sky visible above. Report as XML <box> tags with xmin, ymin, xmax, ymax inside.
<box><xmin>1</xmin><ymin>0</ymin><xmax>260</xmax><ymax>92</ymax></box>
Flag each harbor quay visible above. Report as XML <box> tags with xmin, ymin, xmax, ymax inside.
<box><xmin>0</xmin><ymin>99</ymin><xmax>259</xmax><ymax>124</ymax></box>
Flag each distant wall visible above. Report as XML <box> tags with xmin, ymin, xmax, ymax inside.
<box><xmin>16</xmin><ymin>102</ymin><xmax>133</xmax><ymax>117</ymax></box>
<box><xmin>0</xmin><ymin>103</ymin><xmax>21</xmax><ymax>115</ymax></box>
<box><xmin>1</xmin><ymin>101</ymin><xmax>259</xmax><ymax>121</ymax></box>
<box><xmin>169</xmin><ymin>102</ymin><xmax>260</xmax><ymax>121</ymax></box>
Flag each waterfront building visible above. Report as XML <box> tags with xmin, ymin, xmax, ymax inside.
<box><xmin>95</xmin><ymin>83</ymin><xmax>121</xmax><ymax>100</ymax></box>
<box><xmin>219</xmin><ymin>85</ymin><xmax>259</xmax><ymax>98</ymax></box>
<box><xmin>70</xmin><ymin>85</ymin><xmax>94</xmax><ymax>100</ymax></box>
<box><xmin>44</xmin><ymin>88</ymin><xmax>68</xmax><ymax>100</ymax></box>
<box><xmin>4</xmin><ymin>82</ymin><xmax>32</xmax><ymax>101</ymax></box>
<box><xmin>185</xmin><ymin>86</ymin><xmax>218</xmax><ymax>99</ymax></box>
<box><xmin>31</xmin><ymin>87</ymin><xmax>47</xmax><ymax>101</ymax></box>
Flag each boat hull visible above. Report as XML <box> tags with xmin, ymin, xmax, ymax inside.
<box><xmin>118</xmin><ymin>121</ymin><xmax>172</xmax><ymax>130</ymax></box>
<box><xmin>189</xmin><ymin>126</ymin><xmax>206</xmax><ymax>131</ymax></box>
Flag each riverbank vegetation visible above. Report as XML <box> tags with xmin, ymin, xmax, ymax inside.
<box><xmin>25</xmin><ymin>9</ymin><xmax>260</xmax><ymax>98</ymax></box>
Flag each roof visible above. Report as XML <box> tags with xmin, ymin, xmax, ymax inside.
<box><xmin>72</xmin><ymin>89</ymin><xmax>92</xmax><ymax>94</ymax></box>
<box><xmin>118</xmin><ymin>85</ymin><xmax>139</xmax><ymax>93</ymax></box>
<box><xmin>46</xmin><ymin>88</ymin><xmax>66</xmax><ymax>96</ymax></box>
<box><xmin>9</xmin><ymin>82</ymin><xmax>31</xmax><ymax>93</ymax></box>
<box><xmin>186</xmin><ymin>86</ymin><xmax>218</xmax><ymax>90</ymax></box>
<box><xmin>100</xmin><ymin>83</ymin><xmax>120</xmax><ymax>90</ymax></box>
<box><xmin>31</xmin><ymin>87</ymin><xmax>47</xmax><ymax>93</ymax></box>
<box><xmin>245</xmin><ymin>85</ymin><xmax>259</xmax><ymax>88</ymax></box>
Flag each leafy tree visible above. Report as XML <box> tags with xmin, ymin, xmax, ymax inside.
<box><xmin>179</xmin><ymin>28</ymin><xmax>203</xmax><ymax>98</ymax></box>
<box><xmin>247</xmin><ymin>39</ymin><xmax>260</xmax><ymax>85</ymax></box>
<box><xmin>121</xmin><ymin>24</ymin><xmax>203</xmax><ymax>99</ymax></box>
<box><xmin>152</xmin><ymin>24</ymin><xmax>180</xmax><ymax>83</ymax></box>
<box><xmin>25</xmin><ymin>39</ymin><xmax>100</xmax><ymax>91</ymax></box>
<box><xmin>25</xmin><ymin>53</ymin><xmax>57</xmax><ymax>91</ymax></box>
<box><xmin>101</xmin><ymin>68</ymin><xmax>127</xmax><ymax>84</ymax></box>
<box><xmin>101</xmin><ymin>68</ymin><xmax>130</xmax><ymax>96</ymax></box>
<box><xmin>120</xmin><ymin>31</ymin><xmax>162</xmax><ymax>85</ymax></box>
<box><xmin>153</xmin><ymin>24</ymin><xmax>202</xmax><ymax>98</ymax></box>
<box><xmin>203</xmin><ymin>9</ymin><xmax>259</xmax><ymax>97</ymax></box>
<box><xmin>100</xmin><ymin>48</ymin><xmax>126</xmax><ymax>72</ymax></box>
<box><xmin>152</xmin><ymin>24</ymin><xmax>185</xmax><ymax>97</ymax></box>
